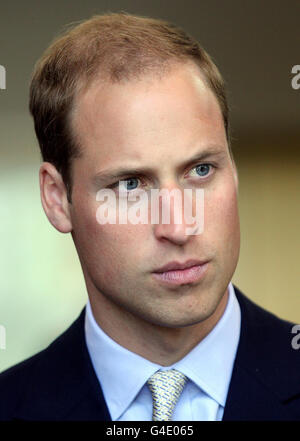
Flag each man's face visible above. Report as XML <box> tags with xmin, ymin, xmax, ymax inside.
<box><xmin>69</xmin><ymin>63</ymin><xmax>240</xmax><ymax>329</ymax></box>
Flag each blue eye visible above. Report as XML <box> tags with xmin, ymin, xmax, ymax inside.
<box><xmin>194</xmin><ymin>164</ymin><xmax>211</xmax><ymax>177</ymax></box>
<box><xmin>112</xmin><ymin>177</ymin><xmax>140</xmax><ymax>192</ymax></box>
<box><xmin>124</xmin><ymin>178</ymin><xmax>139</xmax><ymax>191</ymax></box>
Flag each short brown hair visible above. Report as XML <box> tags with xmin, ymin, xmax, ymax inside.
<box><xmin>29</xmin><ymin>12</ymin><xmax>231</xmax><ymax>202</ymax></box>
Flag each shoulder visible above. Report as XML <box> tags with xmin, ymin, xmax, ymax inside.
<box><xmin>234</xmin><ymin>284</ymin><xmax>298</xmax><ymax>347</ymax></box>
<box><xmin>232</xmin><ymin>285</ymin><xmax>300</xmax><ymax>417</ymax></box>
<box><xmin>0</xmin><ymin>309</ymin><xmax>86</xmax><ymax>420</ymax></box>
<box><xmin>234</xmin><ymin>284</ymin><xmax>299</xmax><ymax>366</ymax></box>
<box><xmin>0</xmin><ymin>345</ymin><xmax>49</xmax><ymax>419</ymax></box>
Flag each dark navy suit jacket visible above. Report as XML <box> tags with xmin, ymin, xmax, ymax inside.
<box><xmin>0</xmin><ymin>285</ymin><xmax>299</xmax><ymax>420</ymax></box>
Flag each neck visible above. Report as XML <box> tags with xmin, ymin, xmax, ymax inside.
<box><xmin>88</xmin><ymin>287</ymin><xmax>229</xmax><ymax>366</ymax></box>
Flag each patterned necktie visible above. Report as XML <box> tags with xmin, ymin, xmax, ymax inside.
<box><xmin>147</xmin><ymin>369</ymin><xmax>188</xmax><ymax>421</ymax></box>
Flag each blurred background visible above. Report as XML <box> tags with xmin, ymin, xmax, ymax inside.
<box><xmin>0</xmin><ymin>0</ymin><xmax>299</xmax><ymax>372</ymax></box>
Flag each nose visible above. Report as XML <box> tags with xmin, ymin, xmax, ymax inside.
<box><xmin>152</xmin><ymin>186</ymin><xmax>199</xmax><ymax>245</ymax></box>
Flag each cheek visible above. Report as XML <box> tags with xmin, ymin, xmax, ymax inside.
<box><xmin>205</xmin><ymin>181</ymin><xmax>240</xmax><ymax>242</ymax></box>
<box><xmin>87</xmin><ymin>223</ymin><xmax>150</xmax><ymax>289</ymax></box>
<box><xmin>75</xmin><ymin>201</ymin><xmax>147</xmax><ymax>266</ymax></box>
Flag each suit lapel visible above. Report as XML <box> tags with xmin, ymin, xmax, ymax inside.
<box><xmin>223</xmin><ymin>361</ymin><xmax>292</xmax><ymax>420</ymax></box>
<box><xmin>223</xmin><ymin>286</ymin><xmax>300</xmax><ymax>420</ymax></box>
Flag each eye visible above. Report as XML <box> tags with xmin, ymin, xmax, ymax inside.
<box><xmin>121</xmin><ymin>178</ymin><xmax>139</xmax><ymax>191</ymax></box>
<box><xmin>111</xmin><ymin>177</ymin><xmax>140</xmax><ymax>192</ymax></box>
<box><xmin>189</xmin><ymin>163</ymin><xmax>213</xmax><ymax>178</ymax></box>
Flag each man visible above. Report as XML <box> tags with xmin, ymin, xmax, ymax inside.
<box><xmin>0</xmin><ymin>12</ymin><xmax>299</xmax><ymax>421</ymax></box>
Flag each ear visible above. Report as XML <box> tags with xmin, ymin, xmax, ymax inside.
<box><xmin>39</xmin><ymin>162</ymin><xmax>72</xmax><ymax>233</ymax></box>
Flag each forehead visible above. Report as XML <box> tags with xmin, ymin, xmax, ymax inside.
<box><xmin>71</xmin><ymin>63</ymin><xmax>227</xmax><ymax>172</ymax></box>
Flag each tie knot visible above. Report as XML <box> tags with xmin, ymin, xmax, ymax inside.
<box><xmin>147</xmin><ymin>369</ymin><xmax>188</xmax><ymax>421</ymax></box>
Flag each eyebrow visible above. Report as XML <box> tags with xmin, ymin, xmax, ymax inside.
<box><xmin>92</xmin><ymin>145</ymin><xmax>227</xmax><ymax>185</ymax></box>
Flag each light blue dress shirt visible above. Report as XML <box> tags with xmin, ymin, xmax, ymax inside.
<box><xmin>84</xmin><ymin>282</ymin><xmax>241</xmax><ymax>421</ymax></box>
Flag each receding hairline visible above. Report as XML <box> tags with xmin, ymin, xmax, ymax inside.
<box><xmin>69</xmin><ymin>59</ymin><xmax>224</xmax><ymax>154</ymax></box>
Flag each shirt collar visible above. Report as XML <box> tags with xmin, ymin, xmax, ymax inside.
<box><xmin>85</xmin><ymin>282</ymin><xmax>241</xmax><ymax>420</ymax></box>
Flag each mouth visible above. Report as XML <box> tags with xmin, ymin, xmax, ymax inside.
<box><xmin>152</xmin><ymin>260</ymin><xmax>210</xmax><ymax>286</ymax></box>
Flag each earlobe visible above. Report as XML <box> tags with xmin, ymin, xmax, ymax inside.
<box><xmin>39</xmin><ymin>162</ymin><xmax>73</xmax><ymax>233</ymax></box>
